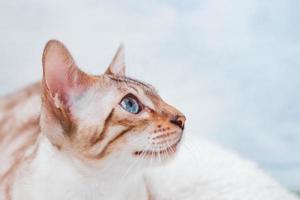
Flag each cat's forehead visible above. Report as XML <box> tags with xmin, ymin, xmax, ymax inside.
<box><xmin>105</xmin><ymin>75</ymin><xmax>158</xmax><ymax>97</ymax></box>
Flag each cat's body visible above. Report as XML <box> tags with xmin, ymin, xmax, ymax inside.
<box><xmin>0</xmin><ymin>40</ymin><xmax>298</xmax><ymax>200</ymax></box>
<box><xmin>0</xmin><ymin>83</ymin><xmax>149</xmax><ymax>200</ymax></box>
<box><xmin>0</xmin><ymin>83</ymin><xmax>41</xmax><ymax>199</ymax></box>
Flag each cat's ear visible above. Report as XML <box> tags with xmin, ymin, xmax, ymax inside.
<box><xmin>105</xmin><ymin>44</ymin><xmax>126</xmax><ymax>76</ymax></box>
<box><xmin>42</xmin><ymin>40</ymin><xmax>90</xmax><ymax>105</ymax></box>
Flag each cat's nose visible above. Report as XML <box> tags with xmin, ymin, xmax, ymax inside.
<box><xmin>170</xmin><ymin>115</ymin><xmax>186</xmax><ymax>130</ymax></box>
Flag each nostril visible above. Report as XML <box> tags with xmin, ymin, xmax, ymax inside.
<box><xmin>170</xmin><ymin>115</ymin><xmax>186</xmax><ymax>130</ymax></box>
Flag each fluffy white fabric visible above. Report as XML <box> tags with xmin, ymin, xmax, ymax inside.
<box><xmin>146</xmin><ymin>137</ymin><xmax>299</xmax><ymax>200</ymax></box>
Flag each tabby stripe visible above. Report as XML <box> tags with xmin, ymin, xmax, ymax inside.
<box><xmin>108</xmin><ymin>76</ymin><xmax>151</xmax><ymax>90</ymax></box>
<box><xmin>108</xmin><ymin>77</ymin><xmax>139</xmax><ymax>92</ymax></box>
<box><xmin>93</xmin><ymin>126</ymin><xmax>133</xmax><ymax>159</ymax></box>
<box><xmin>1</xmin><ymin>82</ymin><xmax>40</xmax><ymax>111</ymax></box>
<box><xmin>89</xmin><ymin>109</ymin><xmax>114</xmax><ymax>146</ymax></box>
<box><xmin>0</xmin><ymin>117</ymin><xmax>10</xmax><ymax>142</ymax></box>
<box><xmin>1</xmin><ymin>127</ymin><xmax>40</xmax><ymax>200</ymax></box>
<box><xmin>4</xmin><ymin>184</ymin><xmax>11</xmax><ymax>200</ymax></box>
<box><xmin>0</xmin><ymin>127</ymin><xmax>40</xmax><ymax>182</ymax></box>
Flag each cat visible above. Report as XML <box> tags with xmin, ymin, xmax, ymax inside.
<box><xmin>0</xmin><ymin>40</ymin><xmax>185</xmax><ymax>200</ymax></box>
<box><xmin>0</xmin><ymin>40</ymin><xmax>298</xmax><ymax>200</ymax></box>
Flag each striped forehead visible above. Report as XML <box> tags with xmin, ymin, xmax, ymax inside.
<box><xmin>108</xmin><ymin>76</ymin><xmax>157</xmax><ymax>95</ymax></box>
<box><xmin>108</xmin><ymin>76</ymin><xmax>159</xmax><ymax>108</ymax></box>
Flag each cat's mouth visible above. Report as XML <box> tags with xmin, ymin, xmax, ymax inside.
<box><xmin>133</xmin><ymin>139</ymin><xmax>181</xmax><ymax>157</ymax></box>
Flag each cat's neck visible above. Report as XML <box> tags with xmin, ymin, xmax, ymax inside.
<box><xmin>13</xmin><ymin>136</ymin><xmax>149</xmax><ymax>200</ymax></box>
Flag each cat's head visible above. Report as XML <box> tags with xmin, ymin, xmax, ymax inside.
<box><xmin>41</xmin><ymin>40</ymin><xmax>185</xmax><ymax>168</ymax></box>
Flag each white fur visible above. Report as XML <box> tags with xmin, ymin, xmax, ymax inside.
<box><xmin>70</xmin><ymin>86</ymin><xmax>117</xmax><ymax>126</ymax></box>
<box><xmin>145</xmin><ymin>136</ymin><xmax>299</xmax><ymax>200</ymax></box>
<box><xmin>10</xmin><ymin>135</ymin><xmax>299</xmax><ymax>200</ymax></box>
<box><xmin>12</xmin><ymin>137</ymin><xmax>148</xmax><ymax>200</ymax></box>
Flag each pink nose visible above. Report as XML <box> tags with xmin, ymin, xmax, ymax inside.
<box><xmin>170</xmin><ymin>115</ymin><xmax>186</xmax><ymax>130</ymax></box>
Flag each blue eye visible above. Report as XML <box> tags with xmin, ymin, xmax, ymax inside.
<box><xmin>120</xmin><ymin>95</ymin><xmax>141</xmax><ymax>114</ymax></box>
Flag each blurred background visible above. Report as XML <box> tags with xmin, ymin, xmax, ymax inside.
<box><xmin>0</xmin><ymin>0</ymin><xmax>299</xmax><ymax>193</ymax></box>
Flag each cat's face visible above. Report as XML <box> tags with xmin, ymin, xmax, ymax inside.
<box><xmin>41</xmin><ymin>40</ymin><xmax>185</xmax><ymax>168</ymax></box>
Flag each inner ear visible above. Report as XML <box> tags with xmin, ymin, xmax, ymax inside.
<box><xmin>105</xmin><ymin>44</ymin><xmax>126</xmax><ymax>76</ymax></box>
<box><xmin>42</xmin><ymin>40</ymin><xmax>90</xmax><ymax>105</ymax></box>
<box><xmin>42</xmin><ymin>40</ymin><xmax>93</xmax><ymax>134</ymax></box>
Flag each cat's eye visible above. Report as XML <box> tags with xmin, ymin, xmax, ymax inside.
<box><xmin>120</xmin><ymin>95</ymin><xmax>141</xmax><ymax>114</ymax></box>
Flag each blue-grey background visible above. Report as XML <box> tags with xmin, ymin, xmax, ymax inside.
<box><xmin>0</xmin><ymin>0</ymin><xmax>299</xmax><ymax>192</ymax></box>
